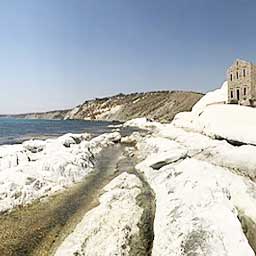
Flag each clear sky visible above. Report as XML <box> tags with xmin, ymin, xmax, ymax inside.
<box><xmin>1</xmin><ymin>0</ymin><xmax>256</xmax><ymax>113</ymax></box>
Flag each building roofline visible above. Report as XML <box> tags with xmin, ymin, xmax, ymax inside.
<box><xmin>235</xmin><ymin>58</ymin><xmax>251</xmax><ymax>64</ymax></box>
<box><xmin>227</xmin><ymin>58</ymin><xmax>255</xmax><ymax>72</ymax></box>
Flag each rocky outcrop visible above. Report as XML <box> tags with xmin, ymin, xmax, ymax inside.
<box><xmin>11</xmin><ymin>90</ymin><xmax>203</xmax><ymax>122</ymax></box>
<box><xmin>122</xmin><ymin>120</ymin><xmax>256</xmax><ymax>255</ymax></box>
<box><xmin>0</xmin><ymin>132</ymin><xmax>121</xmax><ymax>213</ymax></box>
<box><xmin>54</xmin><ymin>173</ymin><xmax>146</xmax><ymax>256</ymax></box>
<box><xmin>65</xmin><ymin>91</ymin><xmax>203</xmax><ymax>122</ymax></box>
<box><xmin>121</xmin><ymin>80</ymin><xmax>256</xmax><ymax>254</ymax></box>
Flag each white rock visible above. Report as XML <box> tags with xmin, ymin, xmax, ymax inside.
<box><xmin>23</xmin><ymin>139</ymin><xmax>46</xmax><ymax>153</ymax></box>
<box><xmin>192</xmin><ymin>81</ymin><xmax>228</xmax><ymax>115</ymax></box>
<box><xmin>123</xmin><ymin>117</ymin><xmax>161</xmax><ymax>130</ymax></box>
<box><xmin>54</xmin><ymin>172</ymin><xmax>144</xmax><ymax>256</ymax></box>
<box><xmin>121</xmin><ymin>131</ymin><xmax>141</xmax><ymax>144</ymax></box>
<box><xmin>57</xmin><ymin>133</ymin><xmax>91</xmax><ymax>147</ymax></box>
<box><xmin>0</xmin><ymin>132</ymin><xmax>121</xmax><ymax>213</ymax></box>
<box><xmin>172</xmin><ymin>82</ymin><xmax>256</xmax><ymax>145</ymax></box>
<box><xmin>135</xmin><ymin>126</ymin><xmax>256</xmax><ymax>255</ymax></box>
<box><xmin>89</xmin><ymin>132</ymin><xmax>121</xmax><ymax>154</ymax></box>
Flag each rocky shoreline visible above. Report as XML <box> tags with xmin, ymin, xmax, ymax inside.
<box><xmin>0</xmin><ymin>83</ymin><xmax>256</xmax><ymax>255</ymax></box>
<box><xmin>0</xmin><ymin>131</ymin><xmax>157</xmax><ymax>256</ymax></box>
<box><xmin>124</xmin><ymin>119</ymin><xmax>256</xmax><ymax>255</ymax></box>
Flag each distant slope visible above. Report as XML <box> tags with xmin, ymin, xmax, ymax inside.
<box><xmin>12</xmin><ymin>91</ymin><xmax>204</xmax><ymax>122</ymax></box>
<box><xmin>14</xmin><ymin>109</ymin><xmax>70</xmax><ymax>120</ymax></box>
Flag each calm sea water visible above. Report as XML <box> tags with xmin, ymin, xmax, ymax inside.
<box><xmin>0</xmin><ymin>118</ymin><xmax>118</xmax><ymax>145</ymax></box>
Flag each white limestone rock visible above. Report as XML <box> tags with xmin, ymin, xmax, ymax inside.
<box><xmin>192</xmin><ymin>81</ymin><xmax>228</xmax><ymax>115</ymax></box>
<box><xmin>57</xmin><ymin>133</ymin><xmax>91</xmax><ymax>147</ymax></box>
<box><xmin>158</xmin><ymin>124</ymin><xmax>256</xmax><ymax>180</ymax></box>
<box><xmin>121</xmin><ymin>131</ymin><xmax>141</xmax><ymax>144</ymax></box>
<box><xmin>136</xmin><ymin>130</ymin><xmax>256</xmax><ymax>255</ymax></box>
<box><xmin>89</xmin><ymin>132</ymin><xmax>121</xmax><ymax>154</ymax></box>
<box><xmin>0</xmin><ymin>132</ymin><xmax>121</xmax><ymax>213</ymax></box>
<box><xmin>23</xmin><ymin>139</ymin><xmax>46</xmax><ymax>153</ymax></box>
<box><xmin>54</xmin><ymin>172</ymin><xmax>144</xmax><ymax>256</ymax></box>
<box><xmin>172</xmin><ymin>82</ymin><xmax>256</xmax><ymax>145</ymax></box>
<box><xmin>0</xmin><ymin>145</ymin><xmax>29</xmax><ymax>169</ymax></box>
<box><xmin>123</xmin><ymin>117</ymin><xmax>161</xmax><ymax>130</ymax></box>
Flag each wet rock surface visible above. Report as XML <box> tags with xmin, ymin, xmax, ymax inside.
<box><xmin>0</xmin><ymin>132</ymin><xmax>121</xmax><ymax>213</ymax></box>
<box><xmin>238</xmin><ymin>211</ymin><xmax>256</xmax><ymax>253</ymax></box>
<box><xmin>0</xmin><ymin>143</ymin><xmax>155</xmax><ymax>256</ymax></box>
<box><xmin>0</xmin><ymin>145</ymin><xmax>121</xmax><ymax>255</ymax></box>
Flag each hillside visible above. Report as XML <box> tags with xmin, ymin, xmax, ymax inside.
<box><xmin>13</xmin><ymin>91</ymin><xmax>203</xmax><ymax>122</ymax></box>
<box><xmin>14</xmin><ymin>109</ymin><xmax>70</xmax><ymax>120</ymax></box>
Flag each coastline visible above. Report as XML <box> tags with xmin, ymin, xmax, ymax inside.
<box><xmin>4</xmin><ymin>90</ymin><xmax>203</xmax><ymax>123</ymax></box>
<box><xmin>0</xmin><ymin>118</ymin><xmax>122</xmax><ymax>146</ymax></box>
<box><xmin>1</xmin><ymin>83</ymin><xmax>256</xmax><ymax>255</ymax></box>
<box><xmin>0</xmin><ymin>128</ymin><xmax>154</xmax><ymax>255</ymax></box>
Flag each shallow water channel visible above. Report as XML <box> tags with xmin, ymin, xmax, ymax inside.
<box><xmin>0</xmin><ymin>143</ymin><xmax>155</xmax><ymax>256</ymax></box>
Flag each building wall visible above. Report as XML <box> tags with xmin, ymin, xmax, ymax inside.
<box><xmin>250</xmin><ymin>64</ymin><xmax>256</xmax><ymax>99</ymax></box>
<box><xmin>227</xmin><ymin>59</ymin><xmax>253</xmax><ymax>105</ymax></box>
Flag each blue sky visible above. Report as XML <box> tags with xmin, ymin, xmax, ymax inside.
<box><xmin>1</xmin><ymin>0</ymin><xmax>256</xmax><ymax>113</ymax></box>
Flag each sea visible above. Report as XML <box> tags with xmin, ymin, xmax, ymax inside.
<box><xmin>0</xmin><ymin>118</ymin><xmax>120</xmax><ymax>145</ymax></box>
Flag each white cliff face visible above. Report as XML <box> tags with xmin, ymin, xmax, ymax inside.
<box><xmin>191</xmin><ymin>81</ymin><xmax>228</xmax><ymax>115</ymax></box>
<box><xmin>172</xmin><ymin>81</ymin><xmax>256</xmax><ymax>145</ymax></box>
<box><xmin>0</xmin><ymin>132</ymin><xmax>121</xmax><ymax>213</ymax></box>
<box><xmin>54</xmin><ymin>172</ymin><xmax>144</xmax><ymax>256</ymax></box>
<box><xmin>64</xmin><ymin>106</ymin><xmax>80</xmax><ymax>120</ymax></box>
<box><xmin>60</xmin><ymin>91</ymin><xmax>203</xmax><ymax>122</ymax></box>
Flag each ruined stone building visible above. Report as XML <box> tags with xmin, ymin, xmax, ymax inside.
<box><xmin>227</xmin><ymin>59</ymin><xmax>256</xmax><ymax>106</ymax></box>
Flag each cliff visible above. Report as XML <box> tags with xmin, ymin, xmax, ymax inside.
<box><xmin>13</xmin><ymin>90</ymin><xmax>203</xmax><ymax>122</ymax></box>
<box><xmin>14</xmin><ymin>109</ymin><xmax>70</xmax><ymax>120</ymax></box>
